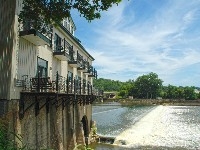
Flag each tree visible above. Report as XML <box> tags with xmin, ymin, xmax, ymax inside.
<box><xmin>119</xmin><ymin>80</ymin><xmax>134</xmax><ymax>98</ymax></box>
<box><xmin>133</xmin><ymin>72</ymin><xmax>163</xmax><ymax>99</ymax></box>
<box><xmin>19</xmin><ymin>0</ymin><xmax>122</xmax><ymax>30</ymax></box>
<box><xmin>184</xmin><ymin>86</ymin><xmax>197</xmax><ymax>100</ymax></box>
<box><xmin>93</xmin><ymin>78</ymin><xmax>124</xmax><ymax>92</ymax></box>
<box><xmin>162</xmin><ymin>85</ymin><xmax>198</xmax><ymax>100</ymax></box>
<box><xmin>164</xmin><ymin>85</ymin><xmax>179</xmax><ymax>99</ymax></box>
<box><xmin>118</xmin><ymin>90</ymin><xmax>127</xmax><ymax>98</ymax></box>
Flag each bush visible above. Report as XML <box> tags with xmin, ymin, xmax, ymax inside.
<box><xmin>0</xmin><ymin>120</ymin><xmax>26</xmax><ymax>150</ymax></box>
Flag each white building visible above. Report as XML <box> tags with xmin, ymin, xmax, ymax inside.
<box><xmin>15</xmin><ymin>10</ymin><xmax>97</xmax><ymax>99</ymax></box>
<box><xmin>0</xmin><ymin>1</ymin><xmax>100</xmax><ymax>149</ymax></box>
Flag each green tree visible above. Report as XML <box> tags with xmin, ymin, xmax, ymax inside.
<box><xmin>164</xmin><ymin>85</ymin><xmax>181</xmax><ymax>99</ymax></box>
<box><xmin>118</xmin><ymin>90</ymin><xmax>127</xmax><ymax>98</ymax></box>
<box><xmin>118</xmin><ymin>79</ymin><xmax>134</xmax><ymax>98</ymax></box>
<box><xmin>93</xmin><ymin>78</ymin><xmax>123</xmax><ymax>92</ymax></box>
<box><xmin>184</xmin><ymin>86</ymin><xmax>197</xmax><ymax>100</ymax></box>
<box><xmin>133</xmin><ymin>72</ymin><xmax>163</xmax><ymax>99</ymax></box>
<box><xmin>19</xmin><ymin>0</ymin><xmax>122</xmax><ymax>30</ymax></box>
<box><xmin>162</xmin><ymin>85</ymin><xmax>197</xmax><ymax>100</ymax></box>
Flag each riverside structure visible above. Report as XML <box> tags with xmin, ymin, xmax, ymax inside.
<box><xmin>0</xmin><ymin>0</ymin><xmax>101</xmax><ymax>149</ymax></box>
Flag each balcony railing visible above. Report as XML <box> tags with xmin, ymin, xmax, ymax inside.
<box><xmin>19</xmin><ymin>20</ymin><xmax>52</xmax><ymax>46</ymax></box>
<box><xmin>20</xmin><ymin>72</ymin><xmax>101</xmax><ymax>96</ymax></box>
<box><xmin>53</xmin><ymin>38</ymin><xmax>73</xmax><ymax>61</ymax></box>
<box><xmin>68</xmin><ymin>51</ymin><xmax>84</xmax><ymax>68</ymax></box>
<box><xmin>86</xmin><ymin>66</ymin><xmax>98</xmax><ymax>79</ymax></box>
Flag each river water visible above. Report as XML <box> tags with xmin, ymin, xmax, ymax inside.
<box><xmin>90</xmin><ymin>102</ymin><xmax>200</xmax><ymax>150</ymax></box>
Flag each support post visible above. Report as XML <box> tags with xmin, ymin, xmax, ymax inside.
<box><xmin>56</xmin><ymin>71</ymin><xmax>59</xmax><ymax>92</ymax></box>
<box><xmin>37</xmin><ymin>71</ymin><xmax>40</xmax><ymax>92</ymax></box>
<box><xmin>67</xmin><ymin>74</ymin><xmax>69</xmax><ymax>94</ymax></box>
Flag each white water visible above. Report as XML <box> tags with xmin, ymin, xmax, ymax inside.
<box><xmin>114</xmin><ymin>106</ymin><xmax>164</xmax><ymax>146</ymax></box>
<box><xmin>113</xmin><ymin>105</ymin><xmax>200</xmax><ymax>149</ymax></box>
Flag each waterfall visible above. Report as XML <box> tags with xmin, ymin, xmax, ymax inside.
<box><xmin>113</xmin><ymin>106</ymin><xmax>164</xmax><ymax>147</ymax></box>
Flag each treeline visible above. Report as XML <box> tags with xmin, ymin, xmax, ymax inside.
<box><xmin>94</xmin><ymin>72</ymin><xmax>200</xmax><ymax>100</ymax></box>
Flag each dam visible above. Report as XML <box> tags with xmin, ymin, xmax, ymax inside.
<box><xmin>92</xmin><ymin>103</ymin><xmax>200</xmax><ymax>149</ymax></box>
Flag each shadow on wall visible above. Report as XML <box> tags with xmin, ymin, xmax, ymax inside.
<box><xmin>0</xmin><ymin>0</ymin><xmax>16</xmax><ymax>99</ymax></box>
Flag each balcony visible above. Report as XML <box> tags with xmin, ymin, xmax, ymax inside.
<box><xmin>88</xmin><ymin>68</ymin><xmax>98</xmax><ymax>79</ymax></box>
<box><xmin>83</xmin><ymin>62</ymin><xmax>90</xmax><ymax>75</ymax></box>
<box><xmin>53</xmin><ymin>38</ymin><xmax>73</xmax><ymax>61</ymax></box>
<box><xmin>20</xmin><ymin>72</ymin><xmax>99</xmax><ymax>95</ymax></box>
<box><xmin>68</xmin><ymin>51</ymin><xmax>83</xmax><ymax>68</ymax></box>
<box><xmin>19</xmin><ymin>72</ymin><xmax>102</xmax><ymax>119</ymax></box>
<box><xmin>19</xmin><ymin>21</ymin><xmax>52</xmax><ymax>46</ymax></box>
<box><xmin>77</xmin><ymin>59</ymin><xmax>87</xmax><ymax>71</ymax></box>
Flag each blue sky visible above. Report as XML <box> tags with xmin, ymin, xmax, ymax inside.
<box><xmin>72</xmin><ymin>0</ymin><xmax>200</xmax><ymax>87</ymax></box>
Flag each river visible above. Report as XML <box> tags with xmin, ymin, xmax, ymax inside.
<box><xmin>90</xmin><ymin>102</ymin><xmax>200</xmax><ymax>150</ymax></box>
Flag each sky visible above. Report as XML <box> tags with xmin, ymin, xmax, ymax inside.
<box><xmin>71</xmin><ymin>0</ymin><xmax>200</xmax><ymax>87</ymax></box>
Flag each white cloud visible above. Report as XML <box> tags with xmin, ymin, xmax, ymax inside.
<box><xmin>75</xmin><ymin>0</ymin><xmax>200</xmax><ymax>86</ymax></box>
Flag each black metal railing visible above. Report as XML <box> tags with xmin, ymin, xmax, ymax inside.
<box><xmin>19</xmin><ymin>20</ymin><xmax>52</xmax><ymax>45</ymax></box>
<box><xmin>84</xmin><ymin>61</ymin><xmax>89</xmax><ymax>72</ymax></box>
<box><xmin>64</xmin><ymin>39</ymin><xmax>73</xmax><ymax>56</ymax></box>
<box><xmin>76</xmin><ymin>51</ymin><xmax>82</xmax><ymax>65</ymax></box>
<box><xmin>54</xmin><ymin>38</ymin><xmax>74</xmax><ymax>58</ymax></box>
<box><xmin>86</xmin><ymin>66</ymin><xmax>98</xmax><ymax>79</ymax></box>
<box><xmin>69</xmin><ymin>50</ymin><xmax>84</xmax><ymax>67</ymax></box>
<box><xmin>21</xmin><ymin>72</ymin><xmax>101</xmax><ymax>96</ymax></box>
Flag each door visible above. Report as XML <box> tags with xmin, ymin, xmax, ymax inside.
<box><xmin>37</xmin><ymin>57</ymin><xmax>48</xmax><ymax>78</ymax></box>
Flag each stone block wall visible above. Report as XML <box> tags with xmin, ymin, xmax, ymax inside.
<box><xmin>18</xmin><ymin>97</ymin><xmax>92</xmax><ymax>150</ymax></box>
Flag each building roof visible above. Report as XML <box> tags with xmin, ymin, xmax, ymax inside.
<box><xmin>58</xmin><ymin>23</ymin><xmax>95</xmax><ymax>61</ymax></box>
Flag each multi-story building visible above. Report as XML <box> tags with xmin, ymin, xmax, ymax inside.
<box><xmin>0</xmin><ymin>0</ymin><xmax>100</xmax><ymax>149</ymax></box>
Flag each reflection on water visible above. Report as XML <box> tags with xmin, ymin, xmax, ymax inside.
<box><xmin>92</xmin><ymin>103</ymin><xmax>200</xmax><ymax>150</ymax></box>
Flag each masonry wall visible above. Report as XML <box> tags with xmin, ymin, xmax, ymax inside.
<box><xmin>19</xmin><ymin>97</ymin><xmax>92</xmax><ymax>150</ymax></box>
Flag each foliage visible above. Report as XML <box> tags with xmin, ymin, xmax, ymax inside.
<box><xmin>74</xmin><ymin>144</ymin><xmax>93</xmax><ymax>150</ymax></box>
<box><xmin>132</xmin><ymin>72</ymin><xmax>163</xmax><ymax>99</ymax></box>
<box><xmin>162</xmin><ymin>85</ymin><xmax>198</xmax><ymax>100</ymax></box>
<box><xmin>118</xmin><ymin>90</ymin><xmax>127</xmax><ymax>98</ymax></box>
<box><xmin>0</xmin><ymin>123</ymin><xmax>26</xmax><ymax>150</ymax></box>
<box><xmin>184</xmin><ymin>86</ymin><xmax>197</xmax><ymax>100</ymax></box>
<box><xmin>162</xmin><ymin>85</ymin><xmax>184</xmax><ymax>99</ymax></box>
<box><xmin>94</xmin><ymin>73</ymin><xmax>199</xmax><ymax>100</ymax></box>
<box><xmin>93</xmin><ymin>78</ymin><xmax>124</xmax><ymax>92</ymax></box>
<box><xmin>18</xmin><ymin>0</ymin><xmax>122</xmax><ymax>30</ymax></box>
<box><xmin>91</xmin><ymin>123</ymin><xmax>97</xmax><ymax>135</ymax></box>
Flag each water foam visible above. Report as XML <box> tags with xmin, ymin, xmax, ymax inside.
<box><xmin>113</xmin><ymin>105</ymin><xmax>165</xmax><ymax>147</ymax></box>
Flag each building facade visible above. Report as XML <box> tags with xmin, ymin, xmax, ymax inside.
<box><xmin>0</xmin><ymin>0</ymin><xmax>99</xmax><ymax>149</ymax></box>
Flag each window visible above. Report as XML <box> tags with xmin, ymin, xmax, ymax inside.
<box><xmin>37</xmin><ymin>57</ymin><xmax>48</xmax><ymax>78</ymax></box>
<box><xmin>67</xmin><ymin>19</ymin><xmax>70</xmax><ymax>31</ymax></box>
<box><xmin>63</xmin><ymin>20</ymin><xmax>67</xmax><ymax>28</ymax></box>
<box><xmin>54</xmin><ymin>33</ymin><xmax>62</xmax><ymax>52</ymax></box>
<box><xmin>68</xmin><ymin>71</ymin><xmax>73</xmax><ymax>80</ymax></box>
<box><xmin>71</xmin><ymin>26</ymin><xmax>74</xmax><ymax>35</ymax></box>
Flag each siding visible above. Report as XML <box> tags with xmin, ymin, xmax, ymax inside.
<box><xmin>18</xmin><ymin>38</ymin><xmax>37</xmax><ymax>78</ymax></box>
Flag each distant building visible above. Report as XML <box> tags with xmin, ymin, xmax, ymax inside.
<box><xmin>104</xmin><ymin>92</ymin><xmax>117</xmax><ymax>99</ymax></box>
<box><xmin>194</xmin><ymin>89</ymin><xmax>200</xmax><ymax>94</ymax></box>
